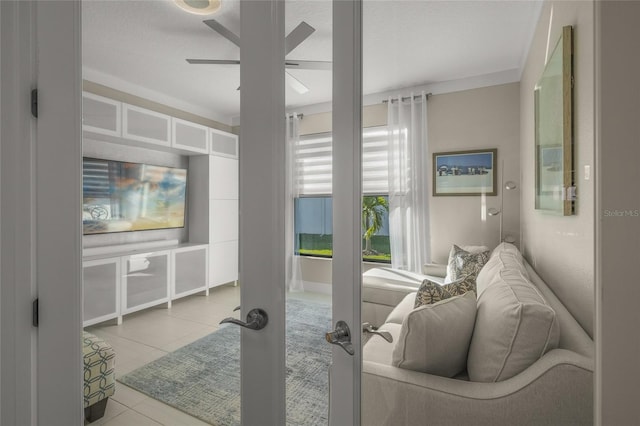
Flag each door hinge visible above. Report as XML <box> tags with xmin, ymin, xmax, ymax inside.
<box><xmin>32</xmin><ymin>298</ymin><xmax>39</xmax><ymax>327</ymax></box>
<box><xmin>31</xmin><ymin>89</ymin><xmax>38</xmax><ymax>118</ymax></box>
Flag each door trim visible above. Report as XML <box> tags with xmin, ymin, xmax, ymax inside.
<box><xmin>35</xmin><ymin>1</ymin><xmax>83</xmax><ymax>423</ymax></box>
<box><xmin>1</xmin><ymin>1</ymin><xmax>38</xmax><ymax>424</ymax></box>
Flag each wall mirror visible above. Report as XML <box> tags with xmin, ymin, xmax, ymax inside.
<box><xmin>535</xmin><ymin>25</ymin><xmax>574</xmax><ymax>215</ymax></box>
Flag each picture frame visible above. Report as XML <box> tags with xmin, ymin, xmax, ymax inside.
<box><xmin>535</xmin><ymin>25</ymin><xmax>574</xmax><ymax>215</ymax></box>
<box><xmin>432</xmin><ymin>148</ymin><xmax>497</xmax><ymax>196</ymax></box>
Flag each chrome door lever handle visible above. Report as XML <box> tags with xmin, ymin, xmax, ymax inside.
<box><xmin>220</xmin><ymin>308</ymin><xmax>268</xmax><ymax>331</ymax></box>
<box><xmin>325</xmin><ymin>320</ymin><xmax>354</xmax><ymax>355</ymax></box>
<box><xmin>362</xmin><ymin>322</ymin><xmax>393</xmax><ymax>343</ymax></box>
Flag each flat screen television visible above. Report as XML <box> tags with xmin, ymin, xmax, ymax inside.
<box><xmin>82</xmin><ymin>157</ymin><xmax>187</xmax><ymax>235</ymax></box>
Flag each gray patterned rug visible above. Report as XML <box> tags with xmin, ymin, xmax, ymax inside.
<box><xmin>119</xmin><ymin>298</ymin><xmax>332</xmax><ymax>426</ymax></box>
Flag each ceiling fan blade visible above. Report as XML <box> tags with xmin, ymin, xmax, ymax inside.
<box><xmin>285</xmin><ymin>21</ymin><xmax>315</xmax><ymax>55</ymax></box>
<box><xmin>285</xmin><ymin>71</ymin><xmax>309</xmax><ymax>94</ymax></box>
<box><xmin>203</xmin><ymin>19</ymin><xmax>240</xmax><ymax>47</ymax></box>
<box><xmin>285</xmin><ymin>60</ymin><xmax>332</xmax><ymax>71</ymax></box>
<box><xmin>187</xmin><ymin>59</ymin><xmax>241</xmax><ymax>65</ymax></box>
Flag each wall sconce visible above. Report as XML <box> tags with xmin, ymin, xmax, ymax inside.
<box><xmin>488</xmin><ymin>181</ymin><xmax>518</xmax><ymax>244</ymax></box>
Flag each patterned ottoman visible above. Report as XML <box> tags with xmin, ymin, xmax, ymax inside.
<box><xmin>83</xmin><ymin>331</ymin><xmax>116</xmax><ymax>422</ymax></box>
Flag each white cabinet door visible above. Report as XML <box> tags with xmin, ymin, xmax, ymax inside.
<box><xmin>172</xmin><ymin>117</ymin><xmax>210</xmax><ymax>154</ymax></box>
<box><xmin>172</xmin><ymin>245</ymin><xmax>209</xmax><ymax>299</ymax></box>
<box><xmin>82</xmin><ymin>257</ymin><xmax>121</xmax><ymax>327</ymax></box>
<box><xmin>210</xmin><ymin>128</ymin><xmax>238</xmax><ymax>158</ymax></box>
<box><xmin>122</xmin><ymin>103</ymin><xmax>171</xmax><ymax>147</ymax></box>
<box><xmin>82</xmin><ymin>92</ymin><xmax>121</xmax><ymax>137</ymax></box>
<box><xmin>210</xmin><ymin>156</ymin><xmax>239</xmax><ymax>200</ymax></box>
<box><xmin>210</xmin><ymin>240</ymin><xmax>238</xmax><ymax>287</ymax></box>
<box><xmin>121</xmin><ymin>250</ymin><xmax>171</xmax><ymax>314</ymax></box>
<box><xmin>210</xmin><ymin>199</ymin><xmax>239</xmax><ymax>243</ymax></box>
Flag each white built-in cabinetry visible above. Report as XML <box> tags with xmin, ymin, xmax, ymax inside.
<box><xmin>188</xmin><ymin>150</ymin><xmax>239</xmax><ymax>287</ymax></box>
<box><xmin>82</xmin><ymin>92</ymin><xmax>235</xmax><ymax>157</ymax></box>
<box><xmin>82</xmin><ymin>243</ymin><xmax>209</xmax><ymax>327</ymax></box>
<box><xmin>82</xmin><ymin>91</ymin><xmax>239</xmax><ymax>324</ymax></box>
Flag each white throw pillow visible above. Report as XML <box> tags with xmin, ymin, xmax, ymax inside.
<box><xmin>467</xmin><ymin>268</ymin><xmax>559</xmax><ymax>382</ymax></box>
<box><xmin>391</xmin><ymin>291</ymin><xmax>477</xmax><ymax>377</ymax></box>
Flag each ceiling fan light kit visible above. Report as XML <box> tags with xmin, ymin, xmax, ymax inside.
<box><xmin>174</xmin><ymin>0</ymin><xmax>221</xmax><ymax>16</ymax></box>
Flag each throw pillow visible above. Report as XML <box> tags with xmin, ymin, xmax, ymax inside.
<box><xmin>414</xmin><ymin>276</ymin><xmax>477</xmax><ymax>308</ymax></box>
<box><xmin>392</xmin><ymin>291</ymin><xmax>477</xmax><ymax>377</ymax></box>
<box><xmin>467</xmin><ymin>269</ymin><xmax>559</xmax><ymax>382</ymax></box>
<box><xmin>446</xmin><ymin>244</ymin><xmax>490</xmax><ymax>282</ymax></box>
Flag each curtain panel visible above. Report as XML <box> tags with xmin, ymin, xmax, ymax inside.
<box><xmin>386</xmin><ymin>92</ymin><xmax>431</xmax><ymax>272</ymax></box>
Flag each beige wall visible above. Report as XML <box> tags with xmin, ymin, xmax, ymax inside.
<box><xmin>297</xmin><ymin>83</ymin><xmax>521</xmax><ymax>283</ymax></box>
<box><xmin>428</xmin><ymin>83</ymin><xmax>521</xmax><ymax>263</ymax></box>
<box><xmin>520</xmin><ymin>1</ymin><xmax>595</xmax><ymax>337</ymax></box>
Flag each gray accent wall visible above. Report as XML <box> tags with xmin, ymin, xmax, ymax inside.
<box><xmin>519</xmin><ymin>1</ymin><xmax>595</xmax><ymax>337</ymax></box>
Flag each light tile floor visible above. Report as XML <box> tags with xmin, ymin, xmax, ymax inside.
<box><xmin>85</xmin><ymin>284</ymin><xmax>330</xmax><ymax>426</ymax></box>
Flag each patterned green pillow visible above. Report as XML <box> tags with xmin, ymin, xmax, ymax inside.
<box><xmin>414</xmin><ymin>277</ymin><xmax>477</xmax><ymax>308</ymax></box>
<box><xmin>448</xmin><ymin>245</ymin><xmax>490</xmax><ymax>281</ymax></box>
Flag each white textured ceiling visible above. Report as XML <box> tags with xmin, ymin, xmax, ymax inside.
<box><xmin>83</xmin><ymin>0</ymin><xmax>542</xmax><ymax>124</ymax></box>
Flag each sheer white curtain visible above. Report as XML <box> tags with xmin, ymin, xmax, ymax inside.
<box><xmin>285</xmin><ymin>113</ymin><xmax>304</xmax><ymax>291</ymax></box>
<box><xmin>386</xmin><ymin>92</ymin><xmax>431</xmax><ymax>272</ymax></box>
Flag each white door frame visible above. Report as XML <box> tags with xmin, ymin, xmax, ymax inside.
<box><xmin>1</xmin><ymin>2</ymin><xmax>39</xmax><ymax>424</ymax></box>
<box><xmin>1</xmin><ymin>1</ymin><xmax>83</xmax><ymax>425</ymax></box>
<box><xmin>36</xmin><ymin>0</ymin><xmax>84</xmax><ymax>423</ymax></box>
<box><xmin>330</xmin><ymin>0</ymin><xmax>362</xmax><ymax>424</ymax></box>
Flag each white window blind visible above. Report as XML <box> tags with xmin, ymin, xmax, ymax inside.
<box><xmin>296</xmin><ymin>126</ymin><xmax>389</xmax><ymax>195</ymax></box>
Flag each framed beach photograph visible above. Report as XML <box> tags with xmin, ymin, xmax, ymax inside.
<box><xmin>433</xmin><ymin>148</ymin><xmax>497</xmax><ymax>196</ymax></box>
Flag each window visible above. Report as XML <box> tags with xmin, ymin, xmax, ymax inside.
<box><xmin>293</xmin><ymin>127</ymin><xmax>391</xmax><ymax>263</ymax></box>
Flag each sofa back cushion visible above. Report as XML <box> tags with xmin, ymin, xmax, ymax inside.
<box><xmin>467</xmin><ymin>268</ymin><xmax>560</xmax><ymax>382</ymax></box>
<box><xmin>475</xmin><ymin>242</ymin><xmax>529</xmax><ymax>296</ymax></box>
<box><xmin>392</xmin><ymin>291</ymin><xmax>477</xmax><ymax>378</ymax></box>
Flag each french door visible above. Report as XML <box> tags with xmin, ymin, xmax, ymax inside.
<box><xmin>27</xmin><ymin>0</ymin><xmax>362</xmax><ymax>424</ymax></box>
<box><xmin>239</xmin><ymin>1</ymin><xmax>361</xmax><ymax>424</ymax></box>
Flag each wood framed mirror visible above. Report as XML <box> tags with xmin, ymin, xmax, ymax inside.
<box><xmin>535</xmin><ymin>25</ymin><xmax>574</xmax><ymax>215</ymax></box>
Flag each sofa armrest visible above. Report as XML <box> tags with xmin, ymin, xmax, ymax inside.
<box><xmin>362</xmin><ymin>349</ymin><xmax>593</xmax><ymax>426</ymax></box>
<box><xmin>422</xmin><ymin>263</ymin><xmax>447</xmax><ymax>278</ymax></box>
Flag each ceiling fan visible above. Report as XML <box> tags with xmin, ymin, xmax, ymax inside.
<box><xmin>186</xmin><ymin>19</ymin><xmax>331</xmax><ymax>94</ymax></box>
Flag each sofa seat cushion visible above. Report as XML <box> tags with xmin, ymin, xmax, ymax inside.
<box><xmin>363</xmin><ymin>323</ymin><xmax>403</xmax><ymax>365</ymax></box>
<box><xmin>392</xmin><ymin>292</ymin><xmax>477</xmax><ymax>377</ymax></box>
<box><xmin>363</xmin><ymin>281</ymin><xmax>423</xmax><ymax>308</ymax></box>
<box><xmin>363</xmin><ymin>267</ymin><xmax>445</xmax><ymax>289</ymax></box>
<box><xmin>467</xmin><ymin>269</ymin><xmax>560</xmax><ymax>382</ymax></box>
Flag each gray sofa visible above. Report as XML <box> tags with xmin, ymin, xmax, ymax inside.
<box><xmin>361</xmin><ymin>243</ymin><xmax>594</xmax><ymax>425</ymax></box>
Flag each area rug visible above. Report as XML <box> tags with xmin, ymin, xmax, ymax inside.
<box><xmin>119</xmin><ymin>298</ymin><xmax>332</xmax><ymax>426</ymax></box>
